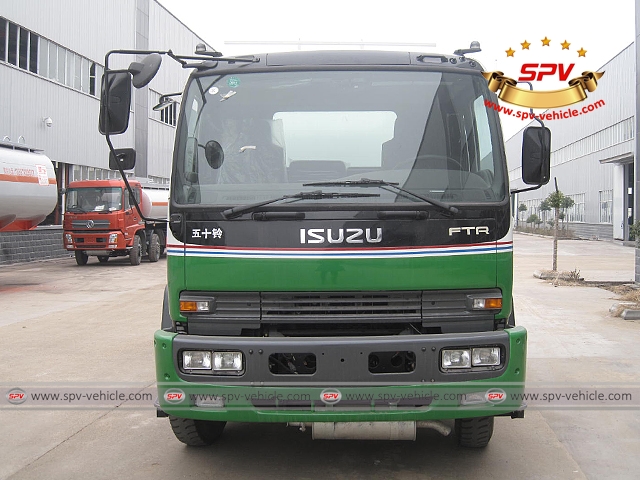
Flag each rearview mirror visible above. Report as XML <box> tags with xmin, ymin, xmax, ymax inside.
<box><xmin>109</xmin><ymin>148</ymin><xmax>136</xmax><ymax>171</ymax></box>
<box><xmin>521</xmin><ymin>126</ymin><xmax>551</xmax><ymax>185</ymax></box>
<box><xmin>99</xmin><ymin>71</ymin><xmax>132</xmax><ymax>135</ymax></box>
<box><xmin>128</xmin><ymin>53</ymin><xmax>162</xmax><ymax>88</ymax></box>
<box><xmin>205</xmin><ymin>140</ymin><xmax>224</xmax><ymax>169</ymax></box>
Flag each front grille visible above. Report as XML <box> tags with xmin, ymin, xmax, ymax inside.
<box><xmin>422</xmin><ymin>290</ymin><xmax>489</xmax><ymax>319</ymax></box>
<box><xmin>262</xmin><ymin>292</ymin><xmax>422</xmax><ymax>321</ymax></box>
<box><xmin>183</xmin><ymin>289</ymin><xmax>501</xmax><ymax>327</ymax></box>
<box><xmin>71</xmin><ymin>219</ymin><xmax>110</xmax><ymax>229</ymax></box>
<box><xmin>73</xmin><ymin>237</ymin><xmax>107</xmax><ymax>246</ymax></box>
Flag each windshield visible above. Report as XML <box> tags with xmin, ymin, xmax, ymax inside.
<box><xmin>66</xmin><ymin>187</ymin><xmax>123</xmax><ymax>212</ymax></box>
<box><xmin>173</xmin><ymin>70</ymin><xmax>506</xmax><ymax>208</ymax></box>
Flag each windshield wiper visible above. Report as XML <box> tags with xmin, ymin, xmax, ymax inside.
<box><xmin>66</xmin><ymin>206</ymin><xmax>87</xmax><ymax>213</ymax></box>
<box><xmin>303</xmin><ymin>178</ymin><xmax>459</xmax><ymax>215</ymax></box>
<box><xmin>222</xmin><ymin>190</ymin><xmax>380</xmax><ymax>219</ymax></box>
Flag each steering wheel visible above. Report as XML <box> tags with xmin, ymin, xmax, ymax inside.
<box><xmin>392</xmin><ymin>155</ymin><xmax>463</xmax><ymax>171</ymax></box>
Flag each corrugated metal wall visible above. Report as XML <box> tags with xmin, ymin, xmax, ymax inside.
<box><xmin>0</xmin><ymin>0</ymin><xmax>208</xmax><ymax>180</ymax></box>
<box><xmin>146</xmin><ymin>1</ymin><xmax>211</xmax><ymax>179</ymax></box>
<box><xmin>0</xmin><ymin>0</ymin><xmax>136</xmax><ymax>66</ymax></box>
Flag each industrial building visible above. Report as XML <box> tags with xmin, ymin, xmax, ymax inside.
<box><xmin>0</xmin><ymin>0</ymin><xmax>209</xmax><ymax>263</ymax></box>
<box><xmin>507</xmin><ymin>43</ymin><xmax>635</xmax><ymax>242</ymax></box>
<box><xmin>1</xmin><ymin>1</ymin><xmax>639</xmax><ymax>268</ymax></box>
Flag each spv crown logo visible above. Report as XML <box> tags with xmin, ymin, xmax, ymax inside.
<box><xmin>483</xmin><ymin>37</ymin><xmax>604</xmax><ymax>109</ymax></box>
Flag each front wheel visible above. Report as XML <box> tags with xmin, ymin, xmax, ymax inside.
<box><xmin>74</xmin><ymin>251</ymin><xmax>88</xmax><ymax>266</ymax></box>
<box><xmin>97</xmin><ymin>256</ymin><xmax>109</xmax><ymax>264</ymax></box>
<box><xmin>455</xmin><ymin>416</ymin><xmax>494</xmax><ymax>448</ymax></box>
<box><xmin>129</xmin><ymin>235</ymin><xmax>142</xmax><ymax>266</ymax></box>
<box><xmin>148</xmin><ymin>233</ymin><xmax>160</xmax><ymax>263</ymax></box>
<box><xmin>169</xmin><ymin>416</ymin><xmax>226</xmax><ymax>446</ymax></box>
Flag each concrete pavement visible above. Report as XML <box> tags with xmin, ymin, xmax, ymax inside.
<box><xmin>513</xmin><ymin>233</ymin><xmax>640</xmax><ymax>480</ymax></box>
<box><xmin>0</xmin><ymin>236</ymin><xmax>638</xmax><ymax>479</ymax></box>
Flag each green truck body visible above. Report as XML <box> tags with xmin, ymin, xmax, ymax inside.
<box><xmin>100</xmin><ymin>47</ymin><xmax>550</xmax><ymax>447</ymax></box>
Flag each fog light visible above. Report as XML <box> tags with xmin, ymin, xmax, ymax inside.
<box><xmin>195</xmin><ymin>396</ymin><xmax>225</xmax><ymax>408</ymax></box>
<box><xmin>65</xmin><ymin>233</ymin><xmax>72</xmax><ymax>243</ymax></box>
<box><xmin>472</xmin><ymin>297</ymin><xmax>502</xmax><ymax>310</ymax></box>
<box><xmin>472</xmin><ymin>347</ymin><xmax>501</xmax><ymax>366</ymax></box>
<box><xmin>109</xmin><ymin>233</ymin><xmax>118</xmax><ymax>243</ymax></box>
<box><xmin>183</xmin><ymin>350</ymin><xmax>212</xmax><ymax>370</ymax></box>
<box><xmin>442</xmin><ymin>349</ymin><xmax>471</xmax><ymax>369</ymax></box>
<box><xmin>180</xmin><ymin>300</ymin><xmax>211</xmax><ymax>312</ymax></box>
<box><xmin>213</xmin><ymin>351</ymin><xmax>244</xmax><ymax>373</ymax></box>
<box><xmin>460</xmin><ymin>392</ymin><xmax>486</xmax><ymax>405</ymax></box>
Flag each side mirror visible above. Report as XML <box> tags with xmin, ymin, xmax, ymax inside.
<box><xmin>109</xmin><ymin>148</ymin><xmax>136</xmax><ymax>170</ymax></box>
<box><xmin>128</xmin><ymin>53</ymin><xmax>162</xmax><ymax>88</ymax></box>
<box><xmin>205</xmin><ymin>140</ymin><xmax>224</xmax><ymax>169</ymax></box>
<box><xmin>99</xmin><ymin>71</ymin><xmax>132</xmax><ymax>135</ymax></box>
<box><xmin>522</xmin><ymin>126</ymin><xmax>551</xmax><ymax>185</ymax></box>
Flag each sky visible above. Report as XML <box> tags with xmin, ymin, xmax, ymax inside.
<box><xmin>156</xmin><ymin>0</ymin><xmax>636</xmax><ymax>138</ymax></box>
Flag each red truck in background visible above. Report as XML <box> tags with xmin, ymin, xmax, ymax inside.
<box><xmin>63</xmin><ymin>179</ymin><xmax>168</xmax><ymax>265</ymax></box>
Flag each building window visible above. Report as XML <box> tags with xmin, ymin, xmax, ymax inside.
<box><xmin>0</xmin><ymin>18</ymin><xmax>6</xmax><ymax>62</ymax></box>
<box><xmin>599</xmin><ymin>190</ymin><xmax>612</xmax><ymax>224</ymax></box>
<box><xmin>148</xmin><ymin>175</ymin><xmax>170</xmax><ymax>185</ymax></box>
<box><xmin>89</xmin><ymin>62</ymin><xmax>97</xmax><ymax>95</ymax></box>
<box><xmin>47</xmin><ymin>40</ymin><xmax>57</xmax><ymax>80</ymax></box>
<box><xmin>70</xmin><ymin>165</ymin><xmax>129</xmax><ymax>182</ymax></box>
<box><xmin>28</xmin><ymin>32</ymin><xmax>38</xmax><ymax>73</ymax></box>
<box><xmin>74</xmin><ymin>53</ymin><xmax>82</xmax><ymax>90</ymax></box>
<box><xmin>7</xmin><ymin>21</ymin><xmax>17</xmax><ymax>65</ymax></box>
<box><xmin>57</xmin><ymin>44</ymin><xmax>65</xmax><ymax>83</ymax></box>
<box><xmin>65</xmin><ymin>49</ymin><xmax>74</xmax><ymax>87</ymax></box>
<box><xmin>0</xmin><ymin>17</ymin><xmax>102</xmax><ymax>97</ymax></box>
<box><xmin>81</xmin><ymin>57</ymin><xmax>89</xmax><ymax>93</ymax></box>
<box><xmin>39</xmin><ymin>37</ymin><xmax>48</xmax><ymax>77</ymax></box>
<box><xmin>18</xmin><ymin>27</ymin><xmax>28</xmax><ymax>69</ymax></box>
<box><xmin>566</xmin><ymin>193</ymin><xmax>585</xmax><ymax>223</ymax></box>
<box><xmin>151</xmin><ymin>89</ymin><xmax>179</xmax><ymax>127</ymax></box>
<box><xmin>160</xmin><ymin>101</ymin><xmax>178</xmax><ymax>126</ymax></box>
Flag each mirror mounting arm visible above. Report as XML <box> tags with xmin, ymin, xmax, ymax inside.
<box><xmin>511</xmin><ymin>185</ymin><xmax>543</xmax><ymax>195</ymax></box>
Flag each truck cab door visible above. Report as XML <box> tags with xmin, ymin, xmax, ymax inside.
<box><xmin>124</xmin><ymin>187</ymin><xmax>141</xmax><ymax>241</ymax></box>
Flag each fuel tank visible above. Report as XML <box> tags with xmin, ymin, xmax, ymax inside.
<box><xmin>0</xmin><ymin>141</ymin><xmax>57</xmax><ymax>231</ymax></box>
<box><xmin>140</xmin><ymin>187</ymin><xmax>169</xmax><ymax>220</ymax></box>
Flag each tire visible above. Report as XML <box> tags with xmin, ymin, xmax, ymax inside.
<box><xmin>148</xmin><ymin>233</ymin><xmax>160</xmax><ymax>263</ymax></box>
<box><xmin>169</xmin><ymin>416</ymin><xmax>226</xmax><ymax>446</ymax></box>
<box><xmin>455</xmin><ymin>416</ymin><xmax>494</xmax><ymax>448</ymax></box>
<box><xmin>75</xmin><ymin>251</ymin><xmax>88</xmax><ymax>266</ymax></box>
<box><xmin>129</xmin><ymin>235</ymin><xmax>142</xmax><ymax>266</ymax></box>
<box><xmin>97</xmin><ymin>256</ymin><xmax>109</xmax><ymax>264</ymax></box>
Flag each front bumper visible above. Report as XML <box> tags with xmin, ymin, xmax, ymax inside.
<box><xmin>64</xmin><ymin>230</ymin><xmax>125</xmax><ymax>252</ymax></box>
<box><xmin>155</xmin><ymin>327</ymin><xmax>526</xmax><ymax>422</ymax></box>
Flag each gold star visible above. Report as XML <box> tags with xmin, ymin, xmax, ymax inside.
<box><xmin>506</xmin><ymin>47</ymin><xmax>516</xmax><ymax>57</ymax></box>
<box><xmin>577</xmin><ymin>47</ymin><xmax>587</xmax><ymax>57</ymax></box>
<box><xmin>561</xmin><ymin>40</ymin><xmax>571</xmax><ymax>50</ymax></box>
<box><xmin>541</xmin><ymin>36</ymin><xmax>551</xmax><ymax>46</ymax></box>
<box><xmin>521</xmin><ymin>40</ymin><xmax>531</xmax><ymax>50</ymax></box>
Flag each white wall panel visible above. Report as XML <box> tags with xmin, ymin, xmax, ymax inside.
<box><xmin>0</xmin><ymin>64</ymin><xmax>133</xmax><ymax>167</ymax></box>
<box><xmin>0</xmin><ymin>0</ymin><xmax>136</xmax><ymax>65</ymax></box>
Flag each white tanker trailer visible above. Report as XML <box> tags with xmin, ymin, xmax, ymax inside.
<box><xmin>0</xmin><ymin>140</ymin><xmax>57</xmax><ymax>231</ymax></box>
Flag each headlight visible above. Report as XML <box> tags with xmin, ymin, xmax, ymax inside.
<box><xmin>183</xmin><ymin>350</ymin><xmax>212</xmax><ymax>370</ymax></box>
<box><xmin>471</xmin><ymin>347</ymin><xmax>501</xmax><ymax>366</ymax></box>
<box><xmin>213</xmin><ymin>351</ymin><xmax>244</xmax><ymax>374</ymax></box>
<box><xmin>108</xmin><ymin>233</ymin><xmax>118</xmax><ymax>243</ymax></box>
<box><xmin>65</xmin><ymin>233</ymin><xmax>72</xmax><ymax>243</ymax></box>
<box><xmin>441</xmin><ymin>349</ymin><xmax>471</xmax><ymax>369</ymax></box>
